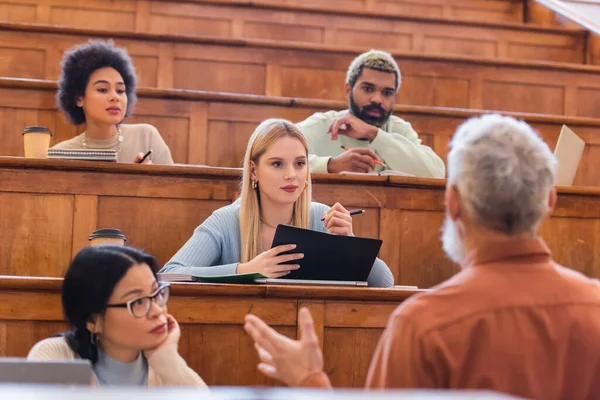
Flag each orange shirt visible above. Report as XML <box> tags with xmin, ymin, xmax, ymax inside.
<box><xmin>302</xmin><ymin>238</ymin><xmax>600</xmax><ymax>399</ymax></box>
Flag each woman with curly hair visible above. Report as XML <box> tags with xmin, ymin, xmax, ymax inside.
<box><xmin>51</xmin><ymin>40</ymin><xmax>174</xmax><ymax>164</ymax></box>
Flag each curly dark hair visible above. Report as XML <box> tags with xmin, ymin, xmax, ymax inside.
<box><xmin>57</xmin><ymin>40</ymin><xmax>137</xmax><ymax>125</ymax></box>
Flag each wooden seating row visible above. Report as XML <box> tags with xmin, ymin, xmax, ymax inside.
<box><xmin>3</xmin><ymin>79</ymin><xmax>600</xmax><ymax>186</ymax></box>
<box><xmin>0</xmin><ymin>276</ymin><xmax>418</xmax><ymax>387</ymax></box>
<box><xmin>0</xmin><ymin>22</ymin><xmax>598</xmax><ymax>116</ymax></box>
<box><xmin>0</xmin><ymin>0</ymin><xmax>585</xmax><ymax>63</ymax></box>
<box><xmin>0</xmin><ymin>0</ymin><xmax>527</xmax><ymax>28</ymax></box>
<box><xmin>2</xmin><ymin>158</ymin><xmax>600</xmax><ymax>290</ymax></box>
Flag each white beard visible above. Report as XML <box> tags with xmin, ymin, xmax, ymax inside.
<box><xmin>441</xmin><ymin>215</ymin><xmax>467</xmax><ymax>265</ymax></box>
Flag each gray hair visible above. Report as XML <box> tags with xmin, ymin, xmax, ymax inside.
<box><xmin>346</xmin><ymin>50</ymin><xmax>401</xmax><ymax>91</ymax></box>
<box><xmin>447</xmin><ymin>114</ymin><xmax>557</xmax><ymax>235</ymax></box>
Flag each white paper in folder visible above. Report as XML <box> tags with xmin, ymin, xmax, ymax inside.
<box><xmin>554</xmin><ymin>125</ymin><xmax>585</xmax><ymax>186</ymax></box>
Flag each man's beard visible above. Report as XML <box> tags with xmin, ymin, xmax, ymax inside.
<box><xmin>349</xmin><ymin>94</ymin><xmax>392</xmax><ymax>128</ymax></box>
<box><xmin>441</xmin><ymin>215</ymin><xmax>467</xmax><ymax>265</ymax></box>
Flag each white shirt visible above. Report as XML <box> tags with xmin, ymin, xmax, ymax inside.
<box><xmin>296</xmin><ymin>110</ymin><xmax>446</xmax><ymax>178</ymax></box>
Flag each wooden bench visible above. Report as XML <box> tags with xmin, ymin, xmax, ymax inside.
<box><xmin>0</xmin><ymin>23</ymin><xmax>598</xmax><ymax>116</ymax></box>
<box><xmin>1</xmin><ymin>158</ymin><xmax>600</xmax><ymax>289</ymax></box>
<box><xmin>0</xmin><ymin>0</ymin><xmax>526</xmax><ymax>27</ymax></box>
<box><xmin>0</xmin><ymin>0</ymin><xmax>585</xmax><ymax>63</ymax></box>
<box><xmin>2</xmin><ymin>79</ymin><xmax>600</xmax><ymax>186</ymax></box>
<box><xmin>0</xmin><ymin>276</ymin><xmax>418</xmax><ymax>387</ymax></box>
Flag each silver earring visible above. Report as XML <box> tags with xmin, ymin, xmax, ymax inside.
<box><xmin>90</xmin><ymin>332</ymin><xmax>98</xmax><ymax>345</ymax></box>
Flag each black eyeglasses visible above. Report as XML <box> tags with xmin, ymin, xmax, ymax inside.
<box><xmin>106</xmin><ymin>283</ymin><xmax>170</xmax><ymax>318</ymax></box>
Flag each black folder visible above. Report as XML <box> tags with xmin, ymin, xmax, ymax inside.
<box><xmin>271</xmin><ymin>225</ymin><xmax>383</xmax><ymax>282</ymax></box>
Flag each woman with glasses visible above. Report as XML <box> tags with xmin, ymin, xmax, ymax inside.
<box><xmin>27</xmin><ymin>245</ymin><xmax>206</xmax><ymax>387</ymax></box>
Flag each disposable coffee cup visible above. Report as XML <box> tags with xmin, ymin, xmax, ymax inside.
<box><xmin>22</xmin><ymin>126</ymin><xmax>52</xmax><ymax>159</ymax></box>
<box><xmin>88</xmin><ymin>228</ymin><xmax>127</xmax><ymax>246</ymax></box>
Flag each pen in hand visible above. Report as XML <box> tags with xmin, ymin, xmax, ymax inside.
<box><xmin>340</xmin><ymin>146</ymin><xmax>385</xmax><ymax>167</ymax></box>
<box><xmin>321</xmin><ymin>209</ymin><xmax>365</xmax><ymax>221</ymax></box>
<box><xmin>138</xmin><ymin>150</ymin><xmax>152</xmax><ymax>164</ymax></box>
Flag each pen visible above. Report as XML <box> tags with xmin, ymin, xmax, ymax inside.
<box><xmin>340</xmin><ymin>146</ymin><xmax>385</xmax><ymax>167</ymax></box>
<box><xmin>321</xmin><ymin>209</ymin><xmax>365</xmax><ymax>221</ymax></box>
<box><xmin>138</xmin><ymin>150</ymin><xmax>152</xmax><ymax>164</ymax></box>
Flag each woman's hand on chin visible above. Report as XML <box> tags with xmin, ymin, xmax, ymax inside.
<box><xmin>144</xmin><ymin>314</ymin><xmax>180</xmax><ymax>359</ymax></box>
<box><xmin>322</xmin><ymin>203</ymin><xmax>354</xmax><ymax>236</ymax></box>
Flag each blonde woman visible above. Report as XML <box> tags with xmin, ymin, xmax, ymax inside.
<box><xmin>161</xmin><ymin>119</ymin><xmax>393</xmax><ymax>287</ymax></box>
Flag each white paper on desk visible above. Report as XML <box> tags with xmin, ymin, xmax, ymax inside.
<box><xmin>555</xmin><ymin>125</ymin><xmax>585</xmax><ymax>186</ymax></box>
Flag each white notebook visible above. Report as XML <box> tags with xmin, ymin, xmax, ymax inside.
<box><xmin>554</xmin><ymin>125</ymin><xmax>585</xmax><ymax>186</ymax></box>
<box><xmin>47</xmin><ymin>149</ymin><xmax>118</xmax><ymax>162</ymax></box>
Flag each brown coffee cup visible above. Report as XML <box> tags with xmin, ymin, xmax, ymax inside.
<box><xmin>22</xmin><ymin>126</ymin><xmax>52</xmax><ymax>159</ymax></box>
<box><xmin>88</xmin><ymin>228</ymin><xmax>127</xmax><ymax>246</ymax></box>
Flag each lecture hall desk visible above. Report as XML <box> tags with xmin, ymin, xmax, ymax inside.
<box><xmin>1</xmin><ymin>157</ymin><xmax>599</xmax><ymax>287</ymax></box>
<box><xmin>1</xmin><ymin>157</ymin><xmax>600</xmax><ymax>386</ymax></box>
<box><xmin>0</xmin><ymin>275</ymin><xmax>421</xmax><ymax>387</ymax></box>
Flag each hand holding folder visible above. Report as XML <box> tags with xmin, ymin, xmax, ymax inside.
<box><xmin>236</xmin><ymin>244</ymin><xmax>304</xmax><ymax>278</ymax></box>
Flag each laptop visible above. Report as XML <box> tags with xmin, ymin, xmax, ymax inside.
<box><xmin>554</xmin><ymin>125</ymin><xmax>585</xmax><ymax>186</ymax></box>
<box><xmin>0</xmin><ymin>358</ymin><xmax>92</xmax><ymax>385</ymax></box>
<box><xmin>261</xmin><ymin>225</ymin><xmax>383</xmax><ymax>287</ymax></box>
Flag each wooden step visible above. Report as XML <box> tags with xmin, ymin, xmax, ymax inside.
<box><xmin>6</xmin><ymin>0</ymin><xmax>584</xmax><ymax>63</ymax></box>
<box><xmin>2</xmin><ymin>78</ymin><xmax>600</xmax><ymax>186</ymax></box>
<box><xmin>4</xmin><ymin>0</ymin><xmax>526</xmax><ymax>26</ymax></box>
<box><xmin>0</xmin><ymin>22</ymin><xmax>599</xmax><ymax>118</ymax></box>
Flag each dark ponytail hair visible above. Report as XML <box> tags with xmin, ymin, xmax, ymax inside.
<box><xmin>61</xmin><ymin>245</ymin><xmax>159</xmax><ymax>363</ymax></box>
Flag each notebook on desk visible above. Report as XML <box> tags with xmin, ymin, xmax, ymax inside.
<box><xmin>47</xmin><ymin>149</ymin><xmax>117</xmax><ymax>162</ymax></box>
<box><xmin>268</xmin><ymin>225</ymin><xmax>382</xmax><ymax>286</ymax></box>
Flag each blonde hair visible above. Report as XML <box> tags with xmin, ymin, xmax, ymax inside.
<box><xmin>239</xmin><ymin>119</ymin><xmax>312</xmax><ymax>263</ymax></box>
<box><xmin>346</xmin><ymin>49</ymin><xmax>401</xmax><ymax>91</ymax></box>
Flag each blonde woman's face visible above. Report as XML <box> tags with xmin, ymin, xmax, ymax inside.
<box><xmin>253</xmin><ymin>136</ymin><xmax>308</xmax><ymax>206</ymax></box>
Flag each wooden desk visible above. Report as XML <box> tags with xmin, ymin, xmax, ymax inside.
<box><xmin>0</xmin><ymin>22</ymin><xmax>596</xmax><ymax>116</ymax></box>
<box><xmin>0</xmin><ymin>276</ymin><xmax>420</xmax><ymax>387</ymax></box>
<box><xmin>3</xmin><ymin>79</ymin><xmax>600</xmax><ymax>186</ymax></box>
<box><xmin>1</xmin><ymin>157</ymin><xmax>600</xmax><ymax>289</ymax></box>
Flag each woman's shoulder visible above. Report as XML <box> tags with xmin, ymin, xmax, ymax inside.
<box><xmin>51</xmin><ymin>134</ymin><xmax>84</xmax><ymax>150</ymax></box>
<box><xmin>27</xmin><ymin>336</ymin><xmax>76</xmax><ymax>360</ymax></box>
<box><xmin>199</xmin><ymin>201</ymin><xmax>241</xmax><ymax>229</ymax></box>
<box><xmin>120</xmin><ymin>123</ymin><xmax>160</xmax><ymax>137</ymax></box>
<box><xmin>310</xmin><ymin>201</ymin><xmax>330</xmax><ymax>214</ymax></box>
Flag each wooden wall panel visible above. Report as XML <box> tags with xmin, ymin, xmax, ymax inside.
<box><xmin>0</xmin><ymin>2</ymin><xmax>37</xmax><ymax>23</ymax></box>
<box><xmin>0</xmin><ymin>321</ymin><xmax>68</xmax><ymax>357</ymax></box>
<box><xmin>182</xmin><ymin>323</ymin><xmax>296</xmax><ymax>386</ymax></box>
<box><xmin>206</xmin><ymin>120</ymin><xmax>256</xmax><ymax>168</ymax></box>
<box><xmin>323</xmin><ymin>327</ymin><xmax>383</xmax><ymax>387</ymax></box>
<box><xmin>248</xmin><ymin>0</ymin><xmax>524</xmax><ymax>23</ymax></box>
<box><xmin>481</xmin><ymin>80</ymin><xmax>565</xmax><ymax>115</ymax></box>
<box><xmin>539</xmin><ymin>217</ymin><xmax>600</xmax><ymax>278</ymax></box>
<box><xmin>0</xmin><ymin>1</ymin><xmax>549</xmax><ymax>63</ymax></box>
<box><xmin>49</xmin><ymin>5</ymin><xmax>136</xmax><ymax>31</ymax></box>
<box><xmin>173</xmin><ymin>59</ymin><xmax>267</xmax><ymax>95</ymax></box>
<box><xmin>96</xmin><ymin>197</ymin><xmax>230</xmax><ymax>266</ymax></box>
<box><xmin>378</xmin><ymin>208</ymin><xmax>458</xmax><ymax>287</ymax></box>
<box><xmin>0</xmin><ymin>193</ymin><xmax>74</xmax><ymax>277</ymax></box>
<box><xmin>140</xmin><ymin>2</ymin><xmax>582</xmax><ymax>63</ymax></box>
